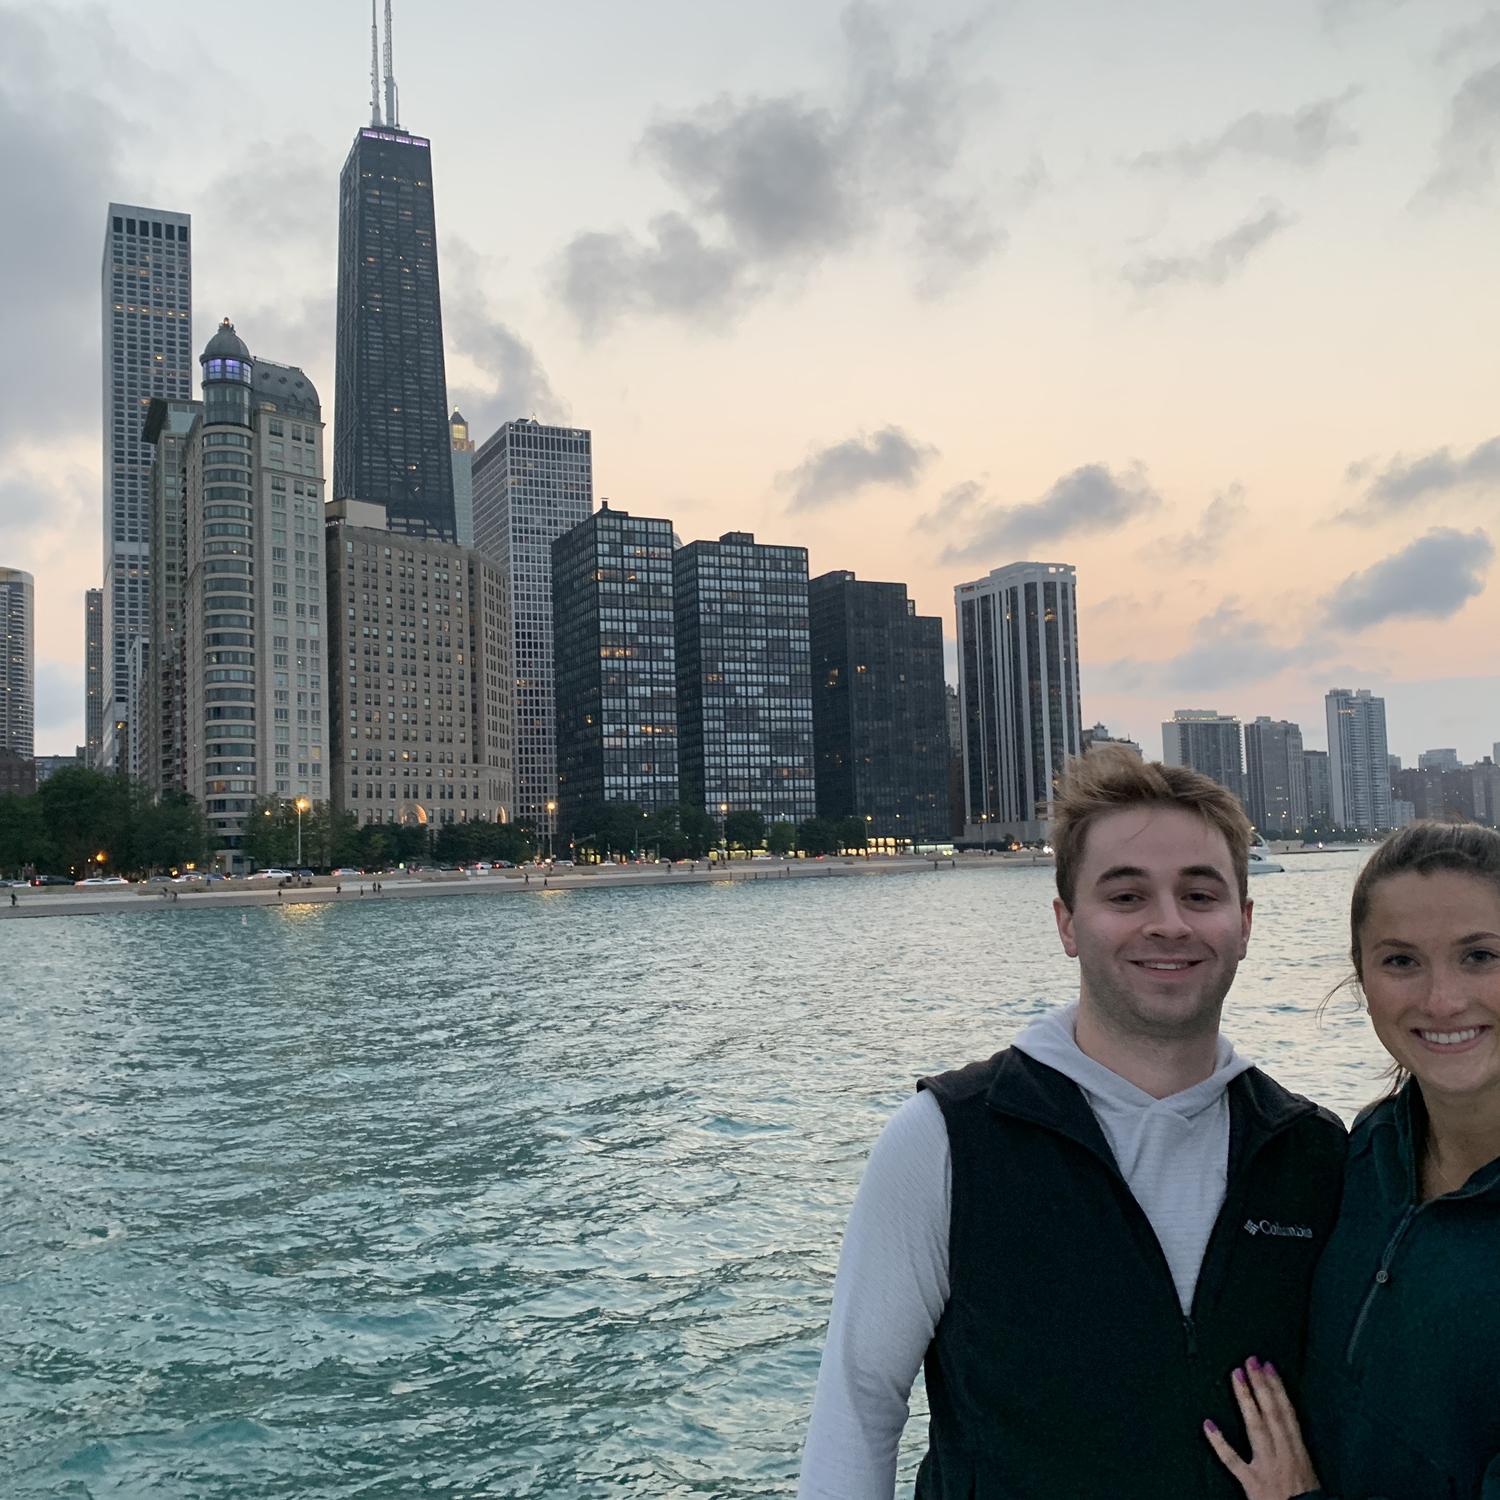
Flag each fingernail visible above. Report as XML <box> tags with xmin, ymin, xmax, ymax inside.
<box><xmin>1204</xmin><ymin>1419</ymin><xmax>1219</xmax><ymax>1434</ymax></box>
<box><xmin>1264</xmin><ymin>1361</ymin><xmax>1277</xmax><ymax>1377</ymax></box>
<box><xmin>1246</xmin><ymin>1355</ymin><xmax>1261</xmax><ymax>1372</ymax></box>
<box><xmin>1232</xmin><ymin>1367</ymin><xmax>1245</xmax><ymax>1384</ymax></box>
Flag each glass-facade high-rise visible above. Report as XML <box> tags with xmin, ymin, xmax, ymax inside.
<box><xmin>333</xmin><ymin>124</ymin><xmax>455</xmax><ymax>540</ymax></box>
<box><xmin>1244</xmin><ymin>716</ymin><xmax>1307</xmax><ymax>835</ymax></box>
<box><xmin>956</xmin><ymin>561</ymin><xmax>1082</xmax><ymax>838</ymax></box>
<box><xmin>85</xmin><ymin>588</ymin><xmax>104</xmax><ymax>766</ymax></box>
<box><xmin>1161</xmin><ymin>709</ymin><xmax>1246</xmax><ymax>806</ymax></box>
<box><xmin>808</xmin><ymin>570</ymin><xmax>949</xmax><ymax>844</ymax></box>
<box><xmin>101</xmin><ymin>204</ymin><xmax>192</xmax><ymax>764</ymax></box>
<box><xmin>472</xmin><ymin>419</ymin><xmax>594</xmax><ymax>836</ymax></box>
<box><xmin>674</xmin><ymin>531</ymin><xmax>816</xmax><ymax>824</ymax></box>
<box><xmin>1326</xmin><ymin>687</ymin><xmax>1393</xmax><ymax>832</ymax></box>
<box><xmin>0</xmin><ymin>567</ymin><xmax>35</xmax><ymax>761</ymax></box>
<box><xmin>552</xmin><ymin>506</ymin><xmax>678</xmax><ymax>838</ymax></box>
<box><xmin>450</xmin><ymin>409</ymin><xmax>475</xmax><ymax>549</ymax></box>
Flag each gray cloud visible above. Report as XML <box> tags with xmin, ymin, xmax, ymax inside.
<box><xmin>553</xmin><ymin>3</ymin><xmax>1004</xmax><ymax>334</ymax></box>
<box><xmin>938</xmin><ymin>463</ymin><xmax>1162</xmax><ymax>563</ymax></box>
<box><xmin>780</xmin><ymin>426</ymin><xmax>935</xmax><ymax>511</ymax></box>
<box><xmin>1132</xmin><ymin>92</ymin><xmax>1359</xmax><ymax>177</ymax></box>
<box><xmin>919</xmin><ymin>478</ymin><xmax>987</xmax><ymax>529</ymax></box>
<box><xmin>1344</xmin><ymin>435</ymin><xmax>1500</xmax><ymax>515</ymax></box>
<box><xmin>1124</xmin><ymin>205</ymin><xmax>1295</xmax><ymax>291</ymax></box>
<box><xmin>1436</xmin><ymin>10</ymin><xmax>1500</xmax><ymax>64</ymax></box>
<box><xmin>1417</xmin><ymin>61</ymin><xmax>1500</xmax><ymax>202</ymax></box>
<box><xmin>1157</xmin><ymin>484</ymin><xmax>1249</xmax><ymax>564</ymax></box>
<box><xmin>1322</xmin><ymin>528</ymin><xmax>1494</xmax><ymax>630</ymax></box>
<box><xmin>1095</xmin><ymin>602</ymin><xmax>1320</xmax><ymax>694</ymax></box>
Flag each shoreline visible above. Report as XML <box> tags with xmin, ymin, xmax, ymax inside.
<box><xmin>0</xmin><ymin>853</ymin><xmax>985</xmax><ymax>920</ymax></box>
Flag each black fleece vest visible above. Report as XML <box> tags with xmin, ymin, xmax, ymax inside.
<box><xmin>914</xmin><ymin>1048</ymin><xmax>1347</xmax><ymax>1500</ymax></box>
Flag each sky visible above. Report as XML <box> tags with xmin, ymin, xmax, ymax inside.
<box><xmin>4</xmin><ymin>0</ymin><xmax>1499</xmax><ymax>762</ymax></box>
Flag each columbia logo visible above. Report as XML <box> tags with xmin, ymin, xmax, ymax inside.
<box><xmin>1243</xmin><ymin>1218</ymin><xmax>1313</xmax><ymax>1240</ymax></box>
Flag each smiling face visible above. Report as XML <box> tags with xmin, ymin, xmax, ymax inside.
<box><xmin>1357</xmin><ymin>869</ymin><xmax>1500</xmax><ymax>1107</ymax></box>
<box><xmin>1054</xmin><ymin>805</ymin><xmax>1253</xmax><ymax>1044</ymax></box>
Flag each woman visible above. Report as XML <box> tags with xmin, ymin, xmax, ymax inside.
<box><xmin>1204</xmin><ymin>820</ymin><xmax>1500</xmax><ymax>1499</ymax></box>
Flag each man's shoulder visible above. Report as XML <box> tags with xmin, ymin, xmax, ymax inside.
<box><xmin>1234</xmin><ymin>1065</ymin><xmax>1349</xmax><ymax>1144</ymax></box>
<box><xmin>918</xmin><ymin>1048</ymin><xmax>1011</xmax><ymax>1106</ymax></box>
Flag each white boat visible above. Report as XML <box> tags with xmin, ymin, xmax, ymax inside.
<box><xmin>1247</xmin><ymin>837</ymin><xmax>1285</xmax><ymax>875</ymax></box>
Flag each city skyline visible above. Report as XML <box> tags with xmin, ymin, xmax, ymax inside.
<box><xmin>7</xmin><ymin>0</ymin><xmax>1500</xmax><ymax>759</ymax></box>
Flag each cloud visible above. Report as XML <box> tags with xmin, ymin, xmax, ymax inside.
<box><xmin>1154</xmin><ymin>484</ymin><xmax>1249</xmax><ymax>565</ymax></box>
<box><xmin>1416</xmin><ymin>61</ymin><xmax>1500</xmax><ymax>202</ymax></box>
<box><xmin>1124</xmin><ymin>204</ymin><xmax>1295</xmax><ymax>291</ymax></box>
<box><xmin>1094</xmin><ymin>602</ymin><xmax>1320</xmax><ymax>694</ymax></box>
<box><xmin>779</xmin><ymin>426</ymin><xmax>935</xmax><ymax>511</ymax></box>
<box><xmin>1436</xmin><ymin>10</ymin><xmax>1500</xmax><ymax>64</ymax></box>
<box><xmin>1132</xmin><ymin>92</ymin><xmax>1359</xmax><ymax>176</ymax></box>
<box><xmin>919</xmin><ymin>478</ymin><xmax>987</xmax><ymax>529</ymax></box>
<box><xmin>553</xmin><ymin>3</ymin><xmax>1004</xmax><ymax>333</ymax></box>
<box><xmin>1322</xmin><ymin>528</ymin><xmax>1494</xmax><ymax>630</ymax></box>
<box><xmin>938</xmin><ymin>463</ymin><xmax>1162</xmax><ymax>563</ymax></box>
<box><xmin>1344</xmin><ymin>435</ymin><xmax>1500</xmax><ymax>516</ymax></box>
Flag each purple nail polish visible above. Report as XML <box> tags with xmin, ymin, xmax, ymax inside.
<box><xmin>1246</xmin><ymin>1355</ymin><xmax>1261</xmax><ymax>1372</ymax></box>
<box><xmin>1232</xmin><ymin>1367</ymin><xmax>1245</xmax><ymax>1384</ymax></box>
<box><xmin>1204</xmin><ymin>1419</ymin><xmax>1219</xmax><ymax>1434</ymax></box>
<box><xmin>1264</xmin><ymin>1361</ymin><xmax>1277</xmax><ymax>1377</ymax></box>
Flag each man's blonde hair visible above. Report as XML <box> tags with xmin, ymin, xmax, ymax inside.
<box><xmin>1051</xmin><ymin>745</ymin><xmax>1253</xmax><ymax>909</ymax></box>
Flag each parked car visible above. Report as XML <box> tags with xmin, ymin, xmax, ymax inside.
<box><xmin>248</xmin><ymin>868</ymin><xmax>293</xmax><ymax>880</ymax></box>
<box><xmin>146</xmin><ymin>874</ymin><xmax>175</xmax><ymax>885</ymax></box>
<box><xmin>331</xmin><ymin>867</ymin><xmax>363</xmax><ymax>877</ymax></box>
<box><xmin>75</xmin><ymin>876</ymin><xmax>130</xmax><ymax>886</ymax></box>
<box><xmin>30</xmin><ymin>874</ymin><xmax>73</xmax><ymax>887</ymax></box>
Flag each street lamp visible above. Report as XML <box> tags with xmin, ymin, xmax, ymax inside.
<box><xmin>295</xmin><ymin>796</ymin><xmax>311</xmax><ymax>868</ymax></box>
<box><xmin>545</xmin><ymin>799</ymin><xmax>556</xmax><ymax>861</ymax></box>
<box><xmin>718</xmin><ymin>802</ymin><xmax>728</xmax><ymax>861</ymax></box>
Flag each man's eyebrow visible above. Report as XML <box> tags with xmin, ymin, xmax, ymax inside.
<box><xmin>1095</xmin><ymin>863</ymin><xmax>1229</xmax><ymax>886</ymax></box>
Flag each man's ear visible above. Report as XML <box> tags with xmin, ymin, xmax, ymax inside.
<box><xmin>1239</xmin><ymin>898</ymin><xmax>1253</xmax><ymax>960</ymax></box>
<box><xmin>1054</xmin><ymin>895</ymin><xmax>1079</xmax><ymax>957</ymax></box>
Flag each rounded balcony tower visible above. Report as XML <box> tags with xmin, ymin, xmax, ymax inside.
<box><xmin>200</xmin><ymin>317</ymin><xmax>253</xmax><ymax>427</ymax></box>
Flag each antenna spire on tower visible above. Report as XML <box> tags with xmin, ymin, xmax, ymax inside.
<box><xmin>383</xmin><ymin>0</ymin><xmax>399</xmax><ymax>129</ymax></box>
<box><xmin>369</xmin><ymin>0</ymin><xmax>381</xmax><ymax>126</ymax></box>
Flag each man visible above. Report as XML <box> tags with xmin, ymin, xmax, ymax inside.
<box><xmin>797</xmin><ymin>748</ymin><xmax>1346</xmax><ymax>1498</ymax></box>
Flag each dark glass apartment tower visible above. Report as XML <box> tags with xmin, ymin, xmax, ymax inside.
<box><xmin>673</xmin><ymin>531</ymin><xmax>816</xmax><ymax>823</ymax></box>
<box><xmin>808</xmin><ymin>571</ymin><xmax>950</xmax><ymax>844</ymax></box>
<box><xmin>333</xmin><ymin>125</ymin><xmax>456</xmax><ymax>540</ymax></box>
<box><xmin>552</xmin><ymin>506</ymin><xmax>679</xmax><ymax>838</ymax></box>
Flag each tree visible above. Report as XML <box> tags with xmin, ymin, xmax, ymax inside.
<box><xmin>837</xmin><ymin>816</ymin><xmax>869</xmax><ymax>856</ymax></box>
<box><xmin>676</xmin><ymin>804</ymin><xmax>716</xmax><ymax>859</ymax></box>
<box><xmin>766</xmin><ymin>820</ymin><xmax>797</xmax><ymax>857</ymax></box>
<box><xmin>38</xmin><ymin>768</ymin><xmax>133</xmax><ymax>875</ymax></box>
<box><xmin>725</xmin><ymin>809</ymin><xmax>766</xmax><ymax>853</ymax></box>
<box><xmin>242</xmin><ymin>795</ymin><xmax>296</xmax><ymax>869</ymax></box>
<box><xmin>0</xmin><ymin>795</ymin><xmax>52</xmax><ymax>876</ymax></box>
<box><xmin>133</xmin><ymin>790</ymin><xmax>210</xmax><ymax>872</ymax></box>
<box><xmin>797</xmin><ymin>816</ymin><xmax>841</xmax><ymax>856</ymax></box>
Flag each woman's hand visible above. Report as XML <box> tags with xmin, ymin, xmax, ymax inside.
<box><xmin>1202</xmin><ymin>1356</ymin><xmax>1321</xmax><ymax>1500</ymax></box>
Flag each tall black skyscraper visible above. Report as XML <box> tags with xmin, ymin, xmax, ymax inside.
<box><xmin>808</xmin><ymin>571</ymin><xmax>950</xmax><ymax>844</ymax></box>
<box><xmin>333</xmin><ymin>3</ymin><xmax>455</xmax><ymax>540</ymax></box>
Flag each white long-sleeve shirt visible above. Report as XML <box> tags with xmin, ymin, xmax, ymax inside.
<box><xmin>796</xmin><ymin>1004</ymin><xmax>1252</xmax><ymax>1499</ymax></box>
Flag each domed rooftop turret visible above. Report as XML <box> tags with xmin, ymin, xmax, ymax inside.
<box><xmin>202</xmin><ymin>317</ymin><xmax>251</xmax><ymax>363</ymax></box>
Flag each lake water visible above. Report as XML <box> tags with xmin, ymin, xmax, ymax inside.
<box><xmin>1</xmin><ymin>853</ymin><xmax>1384</xmax><ymax>1498</ymax></box>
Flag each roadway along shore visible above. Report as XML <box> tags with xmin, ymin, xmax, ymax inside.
<box><xmin>0</xmin><ymin>853</ymin><xmax>1052</xmax><ymax>921</ymax></box>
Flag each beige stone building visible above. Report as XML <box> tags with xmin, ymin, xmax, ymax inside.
<box><xmin>325</xmin><ymin>500</ymin><xmax>512</xmax><ymax>829</ymax></box>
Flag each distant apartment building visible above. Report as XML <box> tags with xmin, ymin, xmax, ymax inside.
<box><xmin>1303</xmin><ymin>748</ymin><xmax>1332</xmax><ymax>826</ymax></box>
<box><xmin>1418</xmin><ymin>747</ymin><xmax>1461</xmax><ymax>773</ymax></box>
<box><xmin>101</xmin><ymin>204</ymin><xmax>192</xmax><ymax>767</ymax></box>
<box><xmin>1083</xmin><ymin>722</ymin><xmax>1143</xmax><ymax>756</ymax></box>
<box><xmin>34</xmin><ymin>754</ymin><xmax>79</xmax><ymax>784</ymax></box>
<box><xmin>1162</xmin><ymin>709</ymin><xmax>1245</xmax><ymax>805</ymax></box>
<box><xmin>181</xmin><ymin>321</ymin><xmax>329</xmax><ymax>868</ymax></box>
<box><xmin>85</xmin><ymin>588</ymin><xmax>104</xmax><ymax>767</ymax></box>
<box><xmin>142</xmin><ymin>398</ymin><xmax>200</xmax><ymax>796</ymax></box>
<box><xmin>326</xmin><ymin>500</ymin><xmax>512</xmax><ymax>829</ymax></box>
<box><xmin>450</xmin><ymin>409</ymin><xmax>476</xmax><ymax>549</ymax></box>
<box><xmin>1326</xmin><ymin>688</ymin><xmax>1393</xmax><ymax>832</ymax></box>
<box><xmin>1244</xmin><ymin>717</ymin><xmax>1307</xmax><ymax>834</ymax></box>
<box><xmin>674</xmin><ymin>531</ymin><xmax>817</xmax><ymax>824</ymax></box>
<box><xmin>956</xmin><ymin>561</ymin><xmax>1083</xmax><ymax>841</ymax></box>
<box><xmin>552</xmin><ymin>506</ymin><xmax>678</xmax><ymax>837</ymax></box>
<box><xmin>471</xmin><ymin>419</ymin><xmax>593</xmax><ymax>836</ymax></box>
<box><xmin>807</xmin><ymin>570</ymin><xmax>949</xmax><ymax>844</ymax></box>
<box><xmin>0</xmin><ymin>567</ymin><xmax>35</xmax><ymax>761</ymax></box>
